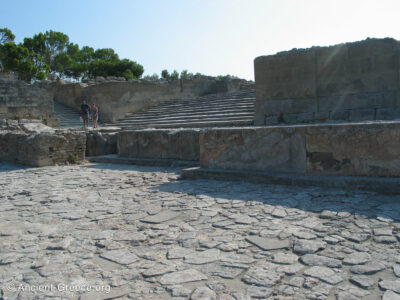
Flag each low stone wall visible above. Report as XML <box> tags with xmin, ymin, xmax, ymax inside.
<box><xmin>0</xmin><ymin>73</ymin><xmax>56</xmax><ymax>125</ymax></box>
<box><xmin>254</xmin><ymin>38</ymin><xmax>400</xmax><ymax>125</ymax></box>
<box><xmin>200</xmin><ymin>122</ymin><xmax>400</xmax><ymax>177</ymax></box>
<box><xmin>0</xmin><ymin>122</ymin><xmax>86</xmax><ymax>166</ymax></box>
<box><xmin>42</xmin><ymin>77</ymin><xmax>248</xmax><ymax>123</ymax></box>
<box><xmin>118</xmin><ymin>129</ymin><xmax>200</xmax><ymax>161</ymax></box>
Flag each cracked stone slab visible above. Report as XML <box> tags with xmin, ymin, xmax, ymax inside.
<box><xmin>167</xmin><ymin>247</ymin><xmax>193</xmax><ymax>259</ymax></box>
<box><xmin>343</xmin><ymin>252</ymin><xmax>371</xmax><ymax>265</ymax></box>
<box><xmin>242</xmin><ymin>264</ymin><xmax>283</xmax><ymax>287</ymax></box>
<box><xmin>100</xmin><ymin>249</ymin><xmax>139</xmax><ymax>265</ymax></box>
<box><xmin>205</xmin><ymin>265</ymin><xmax>244</xmax><ymax>279</ymax></box>
<box><xmin>184</xmin><ymin>249</ymin><xmax>220</xmax><ymax>265</ymax></box>
<box><xmin>300</xmin><ymin>254</ymin><xmax>342</xmax><ymax>268</ymax></box>
<box><xmin>272</xmin><ymin>253</ymin><xmax>299</xmax><ymax>265</ymax></box>
<box><xmin>46</xmin><ymin>237</ymin><xmax>73</xmax><ymax>250</ymax></box>
<box><xmin>245</xmin><ymin>236</ymin><xmax>291</xmax><ymax>251</ymax></box>
<box><xmin>141</xmin><ymin>264</ymin><xmax>176</xmax><ymax>277</ymax></box>
<box><xmin>379</xmin><ymin>280</ymin><xmax>400</xmax><ymax>293</ymax></box>
<box><xmin>383</xmin><ymin>290</ymin><xmax>400</xmax><ymax>300</ymax></box>
<box><xmin>159</xmin><ymin>269</ymin><xmax>207</xmax><ymax>285</ymax></box>
<box><xmin>191</xmin><ymin>286</ymin><xmax>217</xmax><ymax>300</ymax></box>
<box><xmin>293</xmin><ymin>239</ymin><xmax>326</xmax><ymax>254</ymax></box>
<box><xmin>141</xmin><ymin>210</ymin><xmax>180</xmax><ymax>224</ymax></box>
<box><xmin>350</xmin><ymin>262</ymin><xmax>386</xmax><ymax>275</ymax></box>
<box><xmin>349</xmin><ymin>275</ymin><xmax>375</xmax><ymax>289</ymax></box>
<box><xmin>303</xmin><ymin>266</ymin><xmax>343</xmax><ymax>285</ymax></box>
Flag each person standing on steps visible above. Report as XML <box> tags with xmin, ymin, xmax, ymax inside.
<box><xmin>91</xmin><ymin>103</ymin><xmax>99</xmax><ymax>129</ymax></box>
<box><xmin>80</xmin><ymin>100</ymin><xmax>90</xmax><ymax>129</ymax></box>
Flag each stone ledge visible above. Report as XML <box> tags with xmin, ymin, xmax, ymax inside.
<box><xmin>88</xmin><ymin>154</ymin><xmax>199</xmax><ymax>168</ymax></box>
<box><xmin>181</xmin><ymin>167</ymin><xmax>400</xmax><ymax>194</ymax></box>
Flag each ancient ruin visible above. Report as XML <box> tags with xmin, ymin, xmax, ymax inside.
<box><xmin>2</xmin><ymin>38</ymin><xmax>400</xmax><ymax>299</ymax></box>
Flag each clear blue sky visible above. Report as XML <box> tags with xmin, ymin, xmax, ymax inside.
<box><xmin>1</xmin><ymin>0</ymin><xmax>399</xmax><ymax>80</ymax></box>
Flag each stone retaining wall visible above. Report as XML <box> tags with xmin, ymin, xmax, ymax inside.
<box><xmin>0</xmin><ymin>123</ymin><xmax>86</xmax><ymax>166</ymax></box>
<box><xmin>118</xmin><ymin>129</ymin><xmax>200</xmax><ymax>161</ymax></box>
<box><xmin>200</xmin><ymin>122</ymin><xmax>400</xmax><ymax>177</ymax></box>
<box><xmin>254</xmin><ymin>38</ymin><xmax>400</xmax><ymax>125</ymax></box>
<box><xmin>0</xmin><ymin>73</ymin><xmax>56</xmax><ymax>125</ymax></box>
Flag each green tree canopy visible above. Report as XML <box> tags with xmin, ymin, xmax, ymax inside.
<box><xmin>161</xmin><ymin>69</ymin><xmax>170</xmax><ymax>80</ymax></box>
<box><xmin>0</xmin><ymin>28</ymin><xmax>15</xmax><ymax>44</ymax></box>
<box><xmin>0</xmin><ymin>28</ymin><xmax>144</xmax><ymax>82</ymax></box>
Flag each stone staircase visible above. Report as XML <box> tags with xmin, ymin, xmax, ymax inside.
<box><xmin>53</xmin><ymin>101</ymin><xmax>83</xmax><ymax>128</ymax></box>
<box><xmin>104</xmin><ymin>89</ymin><xmax>255</xmax><ymax>129</ymax></box>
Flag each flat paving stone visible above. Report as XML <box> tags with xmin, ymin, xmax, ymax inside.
<box><xmin>293</xmin><ymin>239</ymin><xmax>326</xmax><ymax>254</ymax></box>
<box><xmin>141</xmin><ymin>210</ymin><xmax>180</xmax><ymax>223</ymax></box>
<box><xmin>349</xmin><ymin>275</ymin><xmax>375</xmax><ymax>289</ymax></box>
<box><xmin>383</xmin><ymin>290</ymin><xmax>400</xmax><ymax>300</ymax></box>
<box><xmin>303</xmin><ymin>266</ymin><xmax>344</xmax><ymax>285</ymax></box>
<box><xmin>245</xmin><ymin>236</ymin><xmax>291</xmax><ymax>250</ymax></box>
<box><xmin>343</xmin><ymin>252</ymin><xmax>371</xmax><ymax>265</ymax></box>
<box><xmin>380</xmin><ymin>280</ymin><xmax>400</xmax><ymax>293</ymax></box>
<box><xmin>159</xmin><ymin>269</ymin><xmax>207</xmax><ymax>285</ymax></box>
<box><xmin>301</xmin><ymin>254</ymin><xmax>342</xmax><ymax>268</ymax></box>
<box><xmin>100</xmin><ymin>249</ymin><xmax>139</xmax><ymax>265</ymax></box>
<box><xmin>184</xmin><ymin>249</ymin><xmax>220</xmax><ymax>265</ymax></box>
<box><xmin>350</xmin><ymin>261</ymin><xmax>386</xmax><ymax>275</ymax></box>
<box><xmin>242</xmin><ymin>264</ymin><xmax>283</xmax><ymax>287</ymax></box>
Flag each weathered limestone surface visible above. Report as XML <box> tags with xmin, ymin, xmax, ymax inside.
<box><xmin>42</xmin><ymin>77</ymin><xmax>247</xmax><ymax>123</ymax></box>
<box><xmin>0</xmin><ymin>121</ymin><xmax>86</xmax><ymax>166</ymax></box>
<box><xmin>86</xmin><ymin>131</ymin><xmax>118</xmax><ymax>156</ymax></box>
<box><xmin>0</xmin><ymin>162</ymin><xmax>399</xmax><ymax>299</ymax></box>
<box><xmin>254</xmin><ymin>38</ymin><xmax>400</xmax><ymax>125</ymax></box>
<box><xmin>200</xmin><ymin>122</ymin><xmax>400</xmax><ymax>177</ymax></box>
<box><xmin>306</xmin><ymin>122</ymin><xmax>400</xmax><ymax>176</ymax></box>
<box><xmin>0</xmin><ymin>73</ymin><xmax>56</xmax><ymax>125</ymax></box>
<box><xmin>200</xmin><ymin>127</ymin><xmax>306</xmax><ymax>173</ymax></box>
<box><xmin>118</xmin><ymin>129</ymin><xmax>200</xmax><ymax>161</ymax></box>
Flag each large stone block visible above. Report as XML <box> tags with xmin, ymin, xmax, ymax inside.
<box><xmin>254</xmin><ymin>38</ymin><xmax>400</xmax><ymax>125</ymax></box>
<box><xmin>318</xmin><ymin>91</ymin><xmax>397</xmax><ymax>112</ymax></box>
<box><xmin>118</xmin><ymin>129</ymin><xmax>200</xmax><ymax>161</ymax></box>
<box><xmin>200</xmin><ymin>127</ymin><xmax>307</xmax><ymax>173</ymax></box>
<box><xmin>255</xmin><ymin>50</ymin><xmax>317</xmax><ymax>100</ymax></box>
<box><xmin>306</xmin><ymin>122</ymin><xmax>400</xmax><ymax>176</ymax></box>
<box><xmin>254</xmin><ymin>49</ymin><xmax>317</xmax><ymax>125</ymax></box>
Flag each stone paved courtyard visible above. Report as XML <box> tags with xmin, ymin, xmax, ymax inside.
<box><xmin>1</xmin><ymin>163</ymin><xmax>400</xmax><ymax>299</ymax></box>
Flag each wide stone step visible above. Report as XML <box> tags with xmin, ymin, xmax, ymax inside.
<box><xmin>115</xmin><ymin>113</ymin><xmax>254</xmax><ymax>124</ymax></box>
<box><xmin>126</xmin><ymin>103</ymin><xmax>254</xmax><ymax>116</ymax></box>
<box><xmin>123</xmin><ymin>111</ymin><xmax>254</xmax><ymax>122</ymax></box>
<box><xmin>141</xmin><ymin>99</ymin><xmax>255</xmax><ymax>112</ymax></box>
<box><xmin>118</xmin><ymin>117</ymin><xmax>254</xmax><ymax>127</ymax></box>
<box><xmin>132</xmin><ymin>103</ymin><xmax>254</xmax><ymax>116</ymax></box>
<box><xmin>113</xmin><ymin>119</ymin><xmax>253</xmax><ymax>129</ymax></box>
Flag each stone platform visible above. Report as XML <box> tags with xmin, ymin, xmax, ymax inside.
<box><xmin>1</xmin><ymin>162</ymin><xmax>400</xmax><ymax>299</ymax></box>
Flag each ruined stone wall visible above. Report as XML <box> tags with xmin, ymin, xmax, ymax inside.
<box><xmin>199</xmin><ymin>122</ymin><xmax>400</xmax><ymax>177</ymax></box>
<box><xmin>254</xmin><ymin>38</ymin><xmax>400</xmax><ymax>125</ymax></box>
<box><xmin>0</xmin><ymin>120</ymin><xmax>86</xmax><ymax>166</ymax></box>
<box><xmin>0</xmin><ymin>73</ymin><xmax>55</xmax><ymax>125</ymax></box>
<box><xmin>43</xmin><ymin>77</ymin><xmax>247</xmax><ymax>123</ymax></box>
